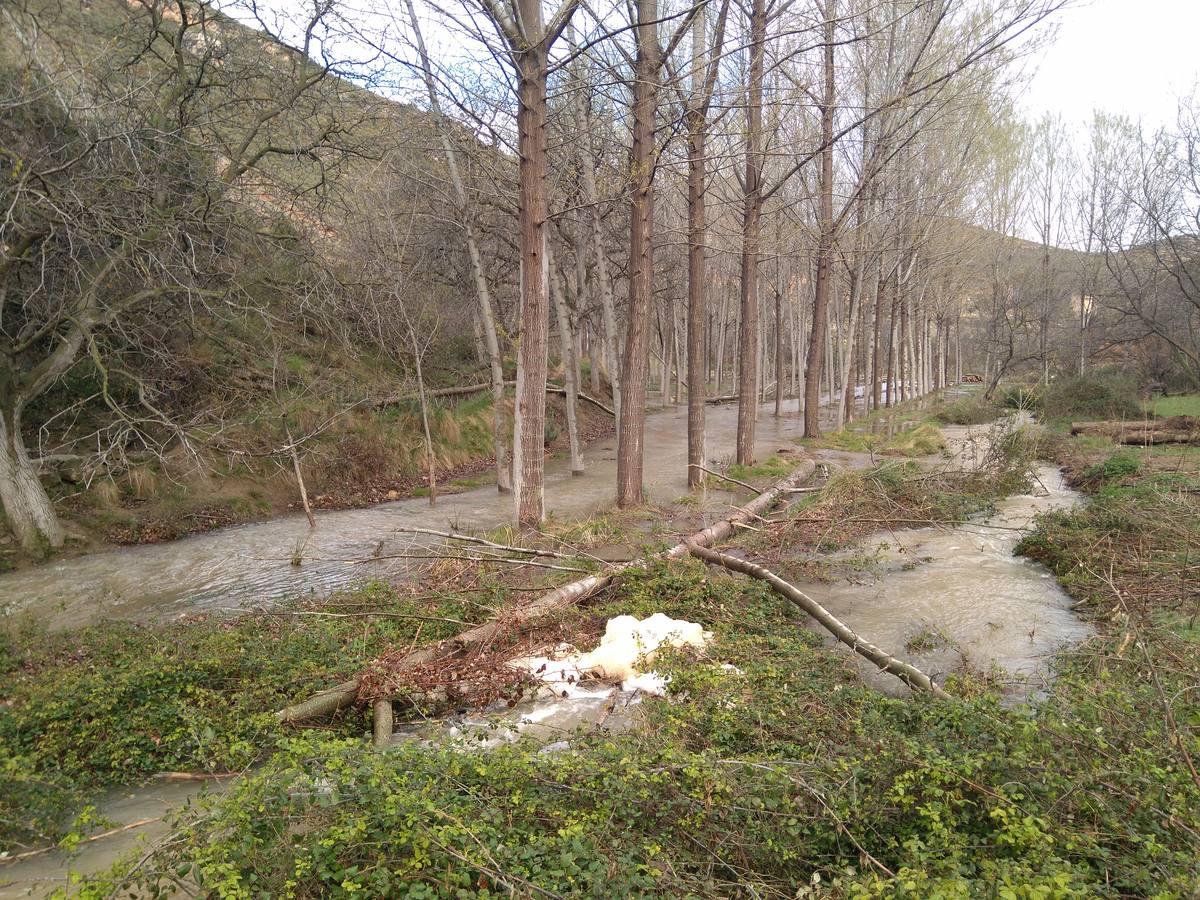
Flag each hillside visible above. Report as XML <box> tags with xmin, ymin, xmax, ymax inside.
<box><xmin>0</xmin><ymin>0</ymin><xmax>549</xmax><ymax>567</ymax></box>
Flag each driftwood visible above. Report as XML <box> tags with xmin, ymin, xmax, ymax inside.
<box><xmin>685</xmin><ymin>542</ymin><xmax>949</xmax><ymax>698</ymax></box>
<box><xmin>1070</xmin><ymin>416</ymin><xmax>1200</xmax><ymax>445</ymax></box>
<box><xmin>275</xmin><ymin>457</ymin><xmax>817</xmax><ymax>725</ymax></box>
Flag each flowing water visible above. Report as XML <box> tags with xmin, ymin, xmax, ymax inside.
<box><xmin>0</xmin><ymin>399</ymin><xmax>834</xmax><ymax>630</ymax></box>
<box><xmin>794</xmin><ymin>438</ymin><xmax>1091</xmax><ymax>696</ymax></box>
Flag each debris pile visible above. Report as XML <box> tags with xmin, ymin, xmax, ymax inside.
<box><xmin>510</xmin><ymin>613</ymin><xmax>712</xmax><ymax>698</ymax></box>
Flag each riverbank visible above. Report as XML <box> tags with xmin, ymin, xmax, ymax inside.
<box><xmin>2</xmin><ymin>392</ymin><xmax>1197</xmax><ymax>895</ymax></box>
<box><xmin>0</xmin><ymin>390</ymin><xmax>613</xmax><ymax>574</ymax></box>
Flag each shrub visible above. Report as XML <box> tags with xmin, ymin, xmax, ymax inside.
<box><xmin>1040</xmin><ymin>371</ymin><xmax>1142</xmax><ymax>421</ymax></box>
<box><xmin>1081</xmin><ymin>452</ymin><xmax>1141</xmax><ymax>483</ymax></box>
<box><xmin>933</xmin><ymin>397</ymin><xmax>1002</xmax><ymax>426</ymax></box>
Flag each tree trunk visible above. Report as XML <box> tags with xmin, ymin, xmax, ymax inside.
<box><xmin>616</xmin><ymin>0</ymin><xmax>660</xmax><ymax>507</ymax></box>
<box><xmin>735</xmin><ymin>0</ymin><xmax>766</xmax><ymax>464</ymax></box>
<box><xmin>405</xmin><ymin>0</ymin><xmax>510</xmax><ymax>494</ymax></box>
<box><xmin>511</xmin><ymin>43</ymin><xmax>551</xmax><ymax>526</ymax></box>
<box><xmin>550</xmin><ymin>247</ymin><xmax>584</xmax><ymax>475</ymax></box>
<box><xmin>836</xmin><ymin>261</ymin><xmax>863</xmax><ymax>431</ymax></box>
<box><xmin>803</xmin><ymin>0</ymin><xmax>836</xmax><ymax>438</ymax></box>
<box><xmin>0</xmin><ymin>403</ymin><xmax>63</xmax><ymax>551</ymax></box>
<box><xmin>573</xmin><ymin>67</ymin><xmax>622</xmax><ymax>424</ymax></box>
<box><xmin>687</xmin><ymin>101</ymin><xmax>707</xmax><ymax>485</ymax></box>
<box><xmin>774</xmin><ymin>284</ymin><xmax>784</xmax><ymax>417</ymax></box>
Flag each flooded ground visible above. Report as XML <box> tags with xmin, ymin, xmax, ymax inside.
<box><xmin>794</xmin><ymin>427</ymin><xmax>1091</xmax><ymax>697</ymax></box>
<box><xmin>0</xmin><ymin>399</ymin><xmax>835</xmax><ymax>630</ymax></box>
<box><xmin>0</xmin><ymin>777</ymin><xmax>233</xmax><ymax>899</ymax></box>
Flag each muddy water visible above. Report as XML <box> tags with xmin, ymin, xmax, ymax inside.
<box><xmin>0</xmin><ymin>399</ymin><xmax>833</xmax><ymax>629</ymax></box>
<box><xmin>796</xmin><ymin>458</ymin><xmax>1091</xmax><ymax>696</ymax></box>
<box><xmin>0</xmin><ymin>777</ymin><xmax>233</xmax><ymax>899</ymax></box>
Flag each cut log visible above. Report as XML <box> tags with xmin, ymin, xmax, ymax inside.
<box><xmin>274</xmin><ymin>457</ymin><xmax>817</xmax><ymax>725</ymax></box>
<box><xmin>372</xmin><ymin>699</ymin><xmax>393</xmax><ymax>746</ymax></box>
<box><xmin>685</xmin><ymin>542</ymin><xmax>949</xmax><ymax>698</ymax></box>
<box><xmin>1070</xmin><ymin>416</ymin><xmax>1200</xmax><ymax>445</ymax></box>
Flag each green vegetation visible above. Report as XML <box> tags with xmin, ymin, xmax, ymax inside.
<box><xmin>1079</xmin><ymin>451</ymin><xmax>1141</xmax><ymax>483</ymax></box>
<box><xmin>1036</xmin><ymin>371</ymin><xmax>1144</xmax><ymax>422</ymax></box>
<box><xmin>806</xmin><ymin>420</ymin><xmax>947</xmax><ymax>457</ymax></box>
<box><xmin>5</xmin><ymin>420</ymin><xmax>1197</xmax><ymax>896</ymax></box>
<box><xmin>724</xmin><ymin>453</ymin><xmax>799</xmax><ymax>483</ymax></box>
<box><xmin>932</xmin><ymin>395</ymin><xmax>1004</xmax><ymax>425</ymax></box>
<box><xmin>73</xmin><ymin>559</ymin><xmax>1200</xmax><ymax>898</ymax></box>
<box><xmin>0</xmin><ymin>583</ymin><xmax>482</xmax><ymax>850</ymax></box>
<box><xmin>1144</xmin><ymin>393</ymin><xmax>1200</xmax><ymax>418</ymax></box>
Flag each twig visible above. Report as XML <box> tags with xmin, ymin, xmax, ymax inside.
<box><xmin>393</xmin><ymin>526</ymin><xmax>574</xmax><ymax>559</ymax></box>
<box><xmin>0</xmin><ymin>819</ymin><xmax>160</xmax><ymax>865</ymax></box>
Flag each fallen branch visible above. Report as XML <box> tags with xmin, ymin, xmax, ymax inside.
<box><xmin>393</xmin><ymin>526</ymin><xmax>574</xmax><ymax>559</ymax></box>
<box><xmin>0</xmin><ymin>819</ymin><xmax>161</xmax><ymax>865</ymax></box>
<box><xmin>275</xmin><ymin>458</ymin><xmax>817</xmax><ymax>725</ymax></box>
<box><xmin>689</xmin><ymin>463</ymin><xmax>758</xmax><ymax>493</ymax></box>
<box><xmin>685</xmin><ymin>542</ymin><xmax>949</xmax><ymax>699</ymax></box>
<box><xmin>547</xmin><ymin>384</ymin><xmax>615</xmax><ymax>417</ymax></box>
<box><xmin>372</xmin><ymin>381</ymin><xmax>615</xmax><ymax>419</ymax></box>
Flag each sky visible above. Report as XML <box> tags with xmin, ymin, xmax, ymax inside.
<box><xmin>1020</xmin><ymin>0</ymin><xmax>1200</xmax><ymax>132</ymax></box>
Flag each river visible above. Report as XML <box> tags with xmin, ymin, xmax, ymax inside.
<box><xmin>0</xmin><ymin>398</ymin><xmax>834</xmax><ymax>629</ymax></box>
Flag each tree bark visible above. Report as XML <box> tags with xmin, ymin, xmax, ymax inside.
<box><xmin>549</xmin><ymin>247</ymin><xmax>584</xmax><ymax>474</ymax></box>
<box><xmin>803</xmin><ymin>0</ymin><xmax>836</xmax><ymax>438</ymax></box>
<box><xmin>0</xmin><ymin>402</ymin><xmax>63</xmax><ymax>551</ymax></box>
<box><xmin>616</xmin><ymin>0</ymin><xmax>660</xmax><ymax>507</ymax></box>
<box><xmin>511</xmin><ymin>39</ymin><xmax>551</xmax><ymax>526</ymax></box>
<box><xmin>685</xmin><ymin>6</ymin><xmax>709</xmax><ymax>486</ymax></box>
<box><xmin>735</xmin><ymin>0</ymin><xmax>767</xmax><ymax>464</ymax></box>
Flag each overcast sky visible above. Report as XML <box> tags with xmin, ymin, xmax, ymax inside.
<box><xmin>1020</xmin><ymin>0</ymin><xmax>1200</xmax><ymax>131</ymax></box>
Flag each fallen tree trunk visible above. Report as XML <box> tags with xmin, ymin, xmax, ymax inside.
<box><xmin>685</xmin><ymin>542</ymin><xmax>949</xmax><ymax>698</ymax></box>
<box><xmin>275</xmin><ymin>457</ymin><xmax>817</xmax><ymax>725</ymax></box>
<box><xmin>372</xmin><ymin>381</ymin><xmax>616</xmax><ymax>419</ymax></box>
<box><xmin>371</xmin><ymin>382</ymin><xmax>502</xmax><ymax>408</ymax></box>
<box><xmin>1070</xmin><ymin>416</ymin><xmax>1200</xmax><ymax>445</ymax></box>
<box><xmin>547</xmin><ymin>384</ymin><xmax>615</xmax><ymax>417</ymax></box>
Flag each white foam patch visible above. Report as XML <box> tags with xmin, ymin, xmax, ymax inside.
<box><xmin>509</xmin><ymin>613</ymin><xmax>714</xmax><ymax>697</ymax></box>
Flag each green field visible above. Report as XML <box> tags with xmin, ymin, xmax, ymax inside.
<box><xmin>1145</xmin><ymin>393</ymin><xmax>1200</xmax><ymax>417</ymax></box>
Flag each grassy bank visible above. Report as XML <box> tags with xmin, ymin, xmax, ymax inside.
<box><xmin>72</xmin><ymin>553</ymin><xmax>1200</xmax><ymax>897</ymax></box>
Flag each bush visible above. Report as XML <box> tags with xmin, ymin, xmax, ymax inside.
<box><xmin>994</xmin><ymin>383</ymin><xmax>1043</xmax><ymax>411</ymax></box>
<box><xmin>933</xmin><ymin>397</ymin><xmax>1002</xmax><ymax>426</ymax></box>
<box><xmin>1081</xmin><ymin>452</ymin><xmax>1141</xmax><ymax>483</ymax></box>
<box><xmin>1040</xmin><ymin>372</ymin><xmax>1143</xmax><ymax>422</ymax></box>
